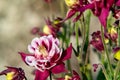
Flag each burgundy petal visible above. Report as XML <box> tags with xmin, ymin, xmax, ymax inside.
<box><xmin>51</xmin><ymin>63</ymin><xmax>66</xmax><ymax>74</ymax></box>
<box><xmin>61</xmin><ymin>43</ymin><xmax>72</xmax><ymax>61</ymax></box>
<box><xmin>56</xmin><ymin>78</ymin><xmax>64</xmax><ymax>80</ymax></box>
<box><xmin>116</xmin><ymin>0</ymin><xmax>120</xmax><ymax>6</ymax></box>
<box><xmin>63</xmin><ymin>9</ymin><xmax>76</xmax><ymax>22</ymax></box>
<box><xmin>35</xmin><ymin>70</ymin><xmax>49</xmax><ymax>80</ymax></box>
<box><xmin>98</xmin><ymin>7</ymin><xmax>109</xmax><ymax>28</ymax></box>
<box><xmin>73</xmin><ymin>13</ymin><xmax>82</xmax><ymax>22</ymax></box>
<box><xmin>18</xmin><ymin>52</ymin><xmax>34</xmax><ymax>65</ymax></box>
<box><xmin>78</xmin><ymin>3</ymin><xmax>94</xmax><ymax>12</ymax></box>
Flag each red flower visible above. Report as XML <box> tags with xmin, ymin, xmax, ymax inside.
<box><xmin>19</xmin><ymin>35</ymin><xmax>72</xmax><ymax>80</ymax></box>
<box><xmin>0</xmin><ymin>66</ymin><xmax>26</xmax><ymax>80</ymax></box>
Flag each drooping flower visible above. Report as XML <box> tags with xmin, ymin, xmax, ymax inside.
<box><xmin>64</xmin><ymin>0</ymin><xmax>120</xmax><ymax>28</ymax></box>
<box><xmin>19</xmin><ymin>35</ymin><xmax>72</xmax><ymax>80</ymax></box>
<box><xmin>0</xmin><ymin>66</ymin><xmax>26</xmax><ymax>80</ymax></box>
<box><xmin>40</xmin><ymin>17</ymin><xmax>63</xmax><ymax>37</ymax></box>
<box><xmin>93</xmin><ymin>64</ymin><xmax>99</xmax><ymax>72</ymax></box>
<box><xmin>90</xmin><ymin>31</ymin><xmax>104</xmax><ymax>52</ymax></box>
<box><xmin>113</xmin><ymin>47</ymin><xmax>120</xmax><ymax>61</ymax></box>
<box><xmin>64</xmin><ymin>0</ymin><xmax>94</xmax><ymax>22</ymax></box>
<box><xmin>57</xmin><ymin>70</ymin><xmax>81</xmax><ymax>80</ymax></box>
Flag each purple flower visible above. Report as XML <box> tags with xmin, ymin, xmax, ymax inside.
<box><xmin>0</xmin><ymin>66</ymin><xmax>26</xmax><ymax>80</ymax></box>
<box><xmin>19</xmin><ymin>35</ymin><xmax>72</xmax><ymax>80</ymax></box>
<box><xmin>40</xmin><ymin>17</ymin><xmax>63</xmax><ymax>37</ymax></box>
<box><xmin>64</xmin><ymin>0</ymin><xmax>120</xmax><ymax>28</ymax></box>
<box><xmin>90</xmin><ymin>31</ymin><xmax>104</xmax><ymax>52</ymax></box>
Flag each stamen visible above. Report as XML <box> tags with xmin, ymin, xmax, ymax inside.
<box><xmin>38</xmin><ymin>45</ymin><xmax>48</xmax><ymax>57</ymax></box>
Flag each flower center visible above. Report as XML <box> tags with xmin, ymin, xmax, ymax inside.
<box><xmin>38</xmin><ymin>45</ymin><xmax>48</xmax><ymax>57</ymax></box>
<box><xmin>65</xmin><ymin>0</ymin><xmax>79</xmax><ymax>7</ymax></box>
<box><xmin>6</xmin><ymin>72</ymin><xmax>14</xmax><ymax>80</ymax></box>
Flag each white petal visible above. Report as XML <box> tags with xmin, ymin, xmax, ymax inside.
<box><xmin>28</xmin><ymin>45</ymin><xmax>35</xmax><ymax>53</ymax></box>
<box><xmin>25</xmin><ymin>56</ymin><xmax>36</xmax><ymax>66</ymax></box>
<box><xmin>31</xmin><ymin>37</ymin><xmax>39</xmax><ymax>48</ymax></box>
<box><xmin>49</xmin><ymin>42</ymin><xmax>55</xmax><ymax>57</ymax></box>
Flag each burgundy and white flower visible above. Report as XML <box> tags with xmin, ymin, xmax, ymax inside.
<box><xmin>19</xmin><ymin>35</ymin><xmax>72</xmax><ymax>80</ymax></box>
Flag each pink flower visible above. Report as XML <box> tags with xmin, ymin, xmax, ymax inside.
<box><xmin>19</xmin><ymin>35</ymin><xmax>72</xmax><ymax>80</ymax></box>
<box><xmin>0</xmin><ymin>66</ymin><xmax>26</xmax><ymax>80</ymax></box>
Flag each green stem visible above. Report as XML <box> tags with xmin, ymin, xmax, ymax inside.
<box><xmin>67</xmin><ymin>59</ymin><xmax>72</xmax><ymax>75</ymax></box>
<box><xmin>99</xmin><ymin>64</ymin><xmax>109</xmax><ymax>80</ymax></box>
<box><xmin>114</xmin><ymin>61</ymin><xmax>120</xmax><ymax>80</ymax></box>
<box><xmin>118</xmin><ymin>27</ymin><xmax>120</xmax><ymax>46</ymax></box>
<box><xmin>101</xmin><ymin>26</ymin><xmax>113</xmax><ymax>77</ymax></box>
<box><xmin>49</xmin><ymin>71</ymin><xmax>52</xmax><ymax>80</ymax></box>
<box><xmin>75</xmin><ymin>22</ymin><xmax>79</xmax><ymax>52</ymax></box>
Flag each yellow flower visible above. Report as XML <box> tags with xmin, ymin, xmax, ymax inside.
<box><xmin>65</xmin><ymin>0</ymin><xmax>79</xmax><ymax>7</ymax></box>
<box><xmin>114</xmin><ymin>50</ymin><xmax>120</xmax><ymax>60</ymax></box>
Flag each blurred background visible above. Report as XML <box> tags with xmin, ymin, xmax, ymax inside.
<box><xmin>0</xmin><ymin>0</ymin><xmax>100</xmax><ymax>80</ymax></box>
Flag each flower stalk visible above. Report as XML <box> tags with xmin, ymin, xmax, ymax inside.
<box><xmin>114</xmin><ymin>61</ymin><xmax>120</xmax><ymax>80</ymax></box>
<box><xmin>101</xmin><ymin>26</ymin><xmax>113</xmax><ymax>78</ymax></box>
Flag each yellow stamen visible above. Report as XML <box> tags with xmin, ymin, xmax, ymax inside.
<box><xmin>39</xmin><ymin>45</ymin><xmax>48</xmax><ymax>57</ymax></box>
<box><xmin>65</xmin><ymin>0</ymin><xmax>79</xmax><ymax>7</ymax></box>
<box><xmin>43</xmin><ymin>25</ymin><xmax>51</xmax><ymax>34</ymax></box>
<box><xmin>65</xmin><ymin>75</ymin><xmax>72</xmax><ymax>80</ymax></box>
<box><xmin>6</xmin><ymin>72</ymin><xmax>14</xmax><ymax>80</ymax></box>
<box><xmin>108</xmin><ymin>27</ymin><xmax>117</xmax><ymax>35</ymax></box>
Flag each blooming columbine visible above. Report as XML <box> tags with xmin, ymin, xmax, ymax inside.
<box><xmin>0</xmin><ymin>66</ymin><xmax>26</xmax><ymax>80</ymax></box>
<box><xmin>19</xmin><ymin>35</ymin><xmax>72</xmax><ymax>80</ymax></box>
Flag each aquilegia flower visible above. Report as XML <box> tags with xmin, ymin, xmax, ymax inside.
<box><xmin>19</xmin><ymin>35</ymin><xmax>72</xmax><ymax>80</ymax></box>
<box><xmin>40</xmin><ymin>17</ymin><xmax>63</xmax><ymax>37</ymax></box>
<box><xmin>90</xmin><ymin>31</ymin><xmax>104</xmax><ymax>52</ymax></box>
<box><xmin>64</xmin><ymin>0</ymin><xmax>120</xmax><ymax>28</ymax></box>
<box><xmin>107</xmin><ymin>27</ymin><xmax>118</xmax><ymax>42</ymax></box>
<box><xmin>0</xmin><ymin>66</ymin><xmax>26</xmax><ymax>80</ymax></box>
